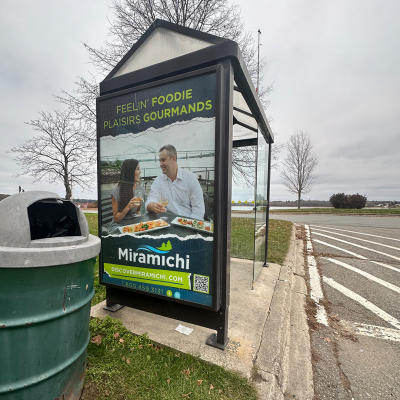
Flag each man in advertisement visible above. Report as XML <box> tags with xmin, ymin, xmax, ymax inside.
<box><xmin>145</xmin><ymin>144</ymin><xmax>205</xmax><ymax>220</ymax></box>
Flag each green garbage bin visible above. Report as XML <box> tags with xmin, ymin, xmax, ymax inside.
<box><xmin>0</xmin><ymin>191</ymin><xmax>101</xmax><ymax>400</ymax></box>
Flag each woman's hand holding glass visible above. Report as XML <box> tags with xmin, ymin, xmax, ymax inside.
<box><xmin>132</xmin><ymin>197</ymin><xmax>141</xmax><ymax>208</ymax></box>
<box><xmin>126</xmin><ymin>198</ymin><xmax>139</xmax><ymax>211</ymax></box>
<box><xmin>131</xmin><ymin>188</ymin><xmax>144</xmax><ymax>215</ymax></box>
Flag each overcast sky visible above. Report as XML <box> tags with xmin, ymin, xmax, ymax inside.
<box><xmin>1</xmin><ymin>0</ymin><xmax>399</xmax><ymax>201</ymax></box>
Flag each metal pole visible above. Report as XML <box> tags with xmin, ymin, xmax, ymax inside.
<box><xmin>257</xmin><ymin>29</ymin><xmax>261</xmax><ymax>93</ymax></box>
<box><xmin>252</xmin><ymin>133</ymin><xmax>259</xmax><ymax>289</ymax></box>
<box><xmin>207</xmin><ymin>58</ymin><xmax>233</xmax><ymax>350</ymax></box>
<box><xmin>264</xmin><ymin>142</ymin><xmax>272</xmax><ymax>267</ymax></box>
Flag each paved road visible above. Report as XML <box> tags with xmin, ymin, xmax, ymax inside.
<box><xmin>269</xmin><ymin>213</ymin><xmax>400</xmax><ymax>230</ymax></box>
<box><xmin>270</xmin><ymin>214</ymin><xmax>400</xmax><ymax>399</ymax></box>
<box><xmin>234</xmin><ymin>212</ymin><xmax>399</xmax><ymax>228</ymax></box>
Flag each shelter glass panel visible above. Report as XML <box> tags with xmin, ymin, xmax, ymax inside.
<box><xmin>253</xmin><ymin>130</ymin><xmax>269</xmax><ymax>281</ymax></box>
<box><xmin>231</xmin><ymin>143</ymin><xmax>256</xmax><ymax>287</ymax></box>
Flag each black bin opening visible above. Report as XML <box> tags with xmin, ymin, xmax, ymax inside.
<box><xmin>28</xmin><ymin>199</ymin><xmax>81</xmax><ymax>240</ymax></box>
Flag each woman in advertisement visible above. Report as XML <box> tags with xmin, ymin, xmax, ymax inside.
<box><xmin>108</xmin><ymin>159</ymin><xmax>145</xmax><ymax>232</ymax></box>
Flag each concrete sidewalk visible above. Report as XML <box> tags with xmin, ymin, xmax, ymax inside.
<box><xmin>91</xmin><ymin>226</ymin><xmax>313</xmax><ymax>399</ymax></box>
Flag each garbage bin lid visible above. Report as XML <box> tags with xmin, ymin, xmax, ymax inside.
<box><xmin>0</xmin><ymin>191</ymin><xmax>90</xmax><ymax>247</ymax></box>
<box><xmin>0</xmin><ymin>191</ymin><xmax>100</xmax><ymax>268</ymax></box>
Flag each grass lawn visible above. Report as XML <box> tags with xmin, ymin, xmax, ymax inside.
<box><xmin>83</xmin><ymin>213</ymin><xmax>292</xmax><ymax>399</ymax></box>
<box><xmin>231</xmin><ymin>218</ymin><xmax>292</xmax><ymax>265</ymax></box>
<box><xmin>269</xmin><ymin>207</ymin><xmax>400</xmax><ymax>215</ymax></box>
<box><xmin>81</xmin><ymin>317</ymin><xmax>258</xmax><ymax>400</ymax></box>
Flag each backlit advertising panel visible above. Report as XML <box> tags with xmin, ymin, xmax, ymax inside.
<box><xmin>97</xmin><ymin>72</ymin><xmax>217</xmax><ymax>309</ymax></box>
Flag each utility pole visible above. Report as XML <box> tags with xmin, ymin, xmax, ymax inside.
<box><xmin>257</xmin><ymin>29</ymin><xmax>261</xmax><ymax>93</ymax></box>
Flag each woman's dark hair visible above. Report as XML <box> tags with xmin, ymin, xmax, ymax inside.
<box><xmin>118</xmin><ymin>159</ymin><xmax>139</xmax><ymax>212</ymax></box>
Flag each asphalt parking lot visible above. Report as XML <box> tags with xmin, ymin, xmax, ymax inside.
<box><xmin>269</xmin><ymin>214</ymin><xmax>400</xmax><ymax>399</ymax></box>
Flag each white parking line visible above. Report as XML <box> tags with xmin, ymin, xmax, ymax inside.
<box><xmin>323</xmin><ymin>258</ymin><xmax>400</xmax><ymax>294</ymax></box>
<box><xmin>371</xmin><ymin>261</ymin><xmax>400</xmax><ymax>273</ymax></box>
<box><xmin>312</xmin><ymin>232</ymin><xmax>400</xmax><ymax>262</ymax></box>
<box><xmin>340</xmin><ymin>320</ymin><xmax>400</xmax><ymax>342</ymax></box>
<box><xmin>312</xmin><ymin>238</ymin><xmax>400</xmax><ymax>273</ymax></box>
<box><xmin>305</xmin><ymin>225</ymin><xmax>328</xmax><ymax>326</ymax></box>
<box><xmin>312</xmin><ymin>225</ymin><xmax>400</xmax><ymax>242</ymax></box>
<box><xmin>312</xmin><ymin>227</ymin><xmax>400</xmax><ymax>251</ymax></box>
<box><xmin>323</xmin><ymin>276</ymin><xmax>400</xmax><ymax>330</ymax></box>
<box><xmin>313</xmin><ymin>239</ymin><xmax>368</xmax><ymax>259</ymax></box>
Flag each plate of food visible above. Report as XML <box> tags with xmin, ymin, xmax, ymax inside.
<box><xmin>119</xmin><ymin>219</ymin><xmax>169</xmax><ymax>235</ymax></box>
<box><xmin>171</xmin><ymin>217</ymin><xmax>213</xmax><ymax>235</ymax></box>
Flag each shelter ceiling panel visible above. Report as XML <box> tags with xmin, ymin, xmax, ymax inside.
<box><xmin>233</xmin><ymin>85</ymin><xmax>252</xmax><ymax>115</ymax></box>
<box><xmin>112</xmin><ymin>27</ymin><xmax>214</xmax><ymax>78</ymax></box>
<box><xmin>233</xmin><ymin>110</ymin><xmax>258</xmax><ymax>131</ymax></box>
<box><xmin>233</xmin><ymin>124</ymin><xmax>258</xmax><ymax>141</ymax></box>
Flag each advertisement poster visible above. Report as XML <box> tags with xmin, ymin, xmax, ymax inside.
<box><xmin>98</xmin><ymin>72</ymin><xmax>216</xmax><ymax>307</ymax></box>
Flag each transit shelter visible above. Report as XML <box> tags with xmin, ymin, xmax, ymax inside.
<box><xmin>97</xmin><ymin>19</ymin><xmax>273</xmax><ymax>349</ymax></box>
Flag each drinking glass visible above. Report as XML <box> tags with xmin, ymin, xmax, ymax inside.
<box><xmin>132</xmin><ymin>187</ymin><xmax>144</xmax><ymax>216</ymax></box>
<box><xmin>159</xmin><ymin>197</ymin><xmax>169</xmax><ymax>220</ymax></box>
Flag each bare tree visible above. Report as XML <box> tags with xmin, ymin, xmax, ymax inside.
<box><xmin>85</xmin><ymin>0</ymin><xmax>267</xmax><ymax>88</ymax></box>
<box><xmin>58</xmin><ymin>0</ymin><xmax>272</xmax><ymax>110</ymax></box>
<box><xmin>58</xmin><ymin>0</ymin><xmax>273</xmax><ymax>112</ymax></box>
<box><xmin>56</xmin><ymin>0</ymin><xmax>277</xmax><ymax>189</ymax></box>
<box><xmin>232</xmin><ymin>142</ymin><xmax>284</xmax><ymax>187</ymax></box>
<box><xmin>9</xmin><ymin>109</ymin><xmax>96</xmax><ymax>200</ymax></box>
<box><xmin>280</xmin><ymin>131</ymin><xmax>318</xmax><ymax>208</ymax></box>
<box><xmin>232</xmin><ymin>146</ymin><xmax>257</xmax><ymax>186</ymax></box>
<box><xmin>60</xmin><ymin>74</ymin><xmax>99</xmax><ymax>126</ymax></box>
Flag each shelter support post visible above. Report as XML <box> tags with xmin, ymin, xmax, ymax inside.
<box><xmin>206</xmin><ymin>306</ymin><xmax>229</xmax><ymax>350</ymax></box>
<box><xmin>263</xmin><ymin>142</ymin><xmax>272</xmax><ymax>267</ymax></box>
<box><xmin>205</xmin><ymin>58</ymin><xmax>233</xmax><ymax>349</ymax></box>
<box><xmin>104</xmin><ymin>292</ymin><xmax>124</xmax><ymax>312</ymax></box>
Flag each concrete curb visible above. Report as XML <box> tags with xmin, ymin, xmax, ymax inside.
<box><xmin>254</xmin><ymin>224</ymin><xmax>314</xmax><ymax>399</ymax></box>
